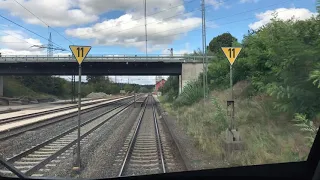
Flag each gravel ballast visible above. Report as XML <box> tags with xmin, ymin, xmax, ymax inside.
<box><xmin>0</xmin><ymin>95</ymin><xmax>205</xmax><ymax>178</ymax></box>
<box><xmin>0</xmin><ymin>98</ymin><xmax>133</xmax><ymax>159</ymax></box>
<box><xmin>44</xmin><ymin>103</ymin><xmax>141</xmax><ymax>179</ymax></box>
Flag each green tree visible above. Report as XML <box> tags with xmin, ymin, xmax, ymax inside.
<box><xmin>208</xmin><ymin>33</ymin><xmax>238</xmax><ymax>54</ymax></box>
<box><xmin>124</xmin><ymin>84</ymin><xmax>134</xmax><ymax>92</ymax></box>
<box><xmin>159</xmin><ymin>76</ymin><xmax>179</xmax><ymax>102</ymax></box>
<box><xmin>109</xmin><ymin>84</ymin><xmax>121</xmax><ymax>94</ymax></box>
<box><xmin>203</xmin><ymin>15</ymin><xmax>320</xmax><ymax>118</ymax></box>
<box><xmin>14</xmin><ymin>76</ymin><xmax>69</xmax><ymax>98</ymax></box>
<box><xmin>86</xmin><ymin>76</ymin><xmax>106</xmax><ymax>84</ymax></box>
<box><xmin>139</xmin><ymin>87</ymin><xmax>150</xmax><ymax>93</ymax></box>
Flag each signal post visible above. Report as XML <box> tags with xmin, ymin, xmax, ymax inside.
<box><xmin>69</xmin><ymin>45</ymin><xmax>92</xmax><ymax>172</ymax></box>
<box><xmin>221</xmin><ymin>47</ymin><xmax>244</xmax><ymax>154</ymax></box>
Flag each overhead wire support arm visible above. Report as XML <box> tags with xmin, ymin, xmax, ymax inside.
<box><xmin>30</xmin><ymin>45</ymin><xmax>67</xmax><ymax>51</ymax></box>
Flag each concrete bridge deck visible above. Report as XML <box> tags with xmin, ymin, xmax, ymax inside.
<box><xmin>0</xmin><ymin>55</ymin><xmax>204</xmax><ymax>63</ymax></box>
<box><xmin>0</xmin><ymin>55</ymin><xmax>209</xmax><ymax>76</ymax></box>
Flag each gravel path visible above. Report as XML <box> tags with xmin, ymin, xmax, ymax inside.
<box><xmin>0</xmin><ymin>98</ymin><xmax>132</xmax><ymax>159</ymax></box>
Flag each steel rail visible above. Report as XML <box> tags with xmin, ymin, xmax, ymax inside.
<box><xmin>152</xmin><ymin>97</ymin><xmax>166</xmax><ymax>173</ymax></box>
<box><xmin>2</xmin><ymin>97</ymin><xmax>143</xmax><ymax>177</ymax></box>
<box><xmin>0</xmin><ymin>96</ymin><xmax>134</xmax><ymax>141</ymax></box>
<box><xmin>118</xmin><ymin>95</ymin><xmax>166</xmax><ymax>176</ymax></box>
<box><xmin>118</xmin><ymin>96</ymin><xmax>149</xmax><ymax>177</ymax></box>
<box><xmin>0</xmin><ymin>99</ymin><xmax>109</xmax><ymax>125</ymax></box>
<box><xmin>6</xmin><ymin>97</ymin><xmax>140</xmax><ymax>163</ymax></box>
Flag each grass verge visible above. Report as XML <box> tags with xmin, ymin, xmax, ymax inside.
<box><xmin>161</xmin><ymin>86</ymin><xmax>312</xmax><ymax>168</ymax></box>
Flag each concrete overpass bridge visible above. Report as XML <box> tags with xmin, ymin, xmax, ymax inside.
<box><xmin>0</xmin><ymin>55</ymin><xmax>211</xmax><ymax>95</ymax></box>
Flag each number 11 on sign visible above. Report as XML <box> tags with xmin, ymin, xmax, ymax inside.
<box><xmin>228</xmin><ymin>48</ymin><xmax>235</xmax><ymax>58</ymax></box>
<box><xmin>77</xmin><ymin>47</ymin><xmax>84</xmax><ymax>57</ymax></box>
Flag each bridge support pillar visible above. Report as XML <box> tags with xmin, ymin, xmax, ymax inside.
<box><xmin>0</xmin><ymin>76</ymin><xmax>3</xmax><ymax>97</ymax></box>
<box><xmin>180</xmin><ymin>63</ymin><xmax>203</xmax><ymax>93</ymax></box>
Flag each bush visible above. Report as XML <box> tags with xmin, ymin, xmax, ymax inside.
<box><xmin>174</xmin><ymin>80</ymin><xmax>204</xmax><ymax>106</ymax></box>
<box><xmin>292</xmin><ymin>113</ymin><xmax>318</xmax><ymax>148</ymax></box>
<box><xmin>3</xmin><ymin>77</ymin><xmax>54</xmax><ymax>98</ymax></box>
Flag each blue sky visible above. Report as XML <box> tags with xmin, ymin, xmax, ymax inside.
<box><xmin>0</xmin><ymin>0</ymin><xmax>317</xmax><ymax>84</ymax></box>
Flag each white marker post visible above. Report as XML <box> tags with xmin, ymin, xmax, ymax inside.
<box><xmin>69</xmin><ymin>45</ymin><xmax>91</xmax><ymax>171</ymax></box>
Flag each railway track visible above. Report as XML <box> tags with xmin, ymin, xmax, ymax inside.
<box><xmin>116</xmin><ymin>95</ymin><xmax>184</xmax><ymax>177</ymax></box>
<box><xmin>0</xmin><ymin>97</ymin><xmax>140</xmax><ymax>177</ymax></box>
<box><xmin>0</xmin><ymin>96</ymin><xmax>135</xmax><ymax>141</ymax></box>
<box><xmin>0</xmin><ymin>97</ymin><xmax>122</xmax><ymax>125</ymax></box>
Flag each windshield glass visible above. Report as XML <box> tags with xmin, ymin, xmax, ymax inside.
<box><xmin>0</xmin><ymin>0</ymin><xmax>319</xmax><ymax>179</ymax></box>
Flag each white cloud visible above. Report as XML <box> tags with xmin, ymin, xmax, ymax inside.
<box><xmin>79</xmin><ymin>0</ymin><xmax>185</xmax><ymax>20</ymax></box>
<box><xmin>206</xmin><ymin>0</ymin><xmax>225</xmax><ymax>10</ymax></box>
<box><xmin>249</xmin><ymin>8</ymin><xmax>317</xmax><ymax>30</ymax></box>
<box><xmin>0</xmin><ymin>29</ymin><xmax>68</xmax><ymax>55</ymax></box>
<box><xmin>0</xmin><ymin>0</ymin><xmax>201</xmax><ymax>53</ymax></box>
<box><xmin>0</xmin><ymin>0</ymin><xmax>186</xmax><ymax>27</ymax></box>
<box><xmin>59</xmin><ymin>76</ymin><xmax>87</xmax><ymax>82</ymax></box>
<box><xmin>206</xmin><ymin>21</ymin><xmax>219</xmax><ymax>28</ymax></box>
<box><xmin>109</xmin><ymin>76</ymin><xmax>156</xmax><ymax>85</ymax></box>
<box><xmin>0</xmin><ymin>29</ymin><xmax>45</xmax><ymax>55</ymax></box>
<box><xmin>0</xmin><ymin>30</ymin><xmax>42</xmax><ymax>51</ymax></box>
<box><xmin>0</xmin><ymin>0</ymin><xmax>98</xmax><ymax>27</ymax></box>
<box><xmin>66</xmin><ymin>14</ymin><xmax>201</xmax><ymax>52</ymax></box>
<box><xmin>240</xmin><ymin>0</ymin><xmax>259</xmax><ymax>3</ymax></box>
<box><xmin>0</xmin><ymin>48</ymin><xmax>44</xmax><ymax>55</ymax></box>
<box><xmin>53</xmin><ymin>52</ymin><xmax>72</xmax><ymax>56</ymax></box>
<box><xmin>161</xmin><ymin>42</ymin><xmax>192</xmax><ymax>55</ymax></box>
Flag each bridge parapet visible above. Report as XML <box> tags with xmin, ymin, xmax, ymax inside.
<box><xmin>0</xmin><ymin>55</ymin><xmax>212</xmax><ymax>63</ymax></box>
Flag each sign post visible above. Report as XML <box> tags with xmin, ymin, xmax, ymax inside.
<box><xmin>222</xmin><ymin>47</ymin><xmax>241</xmax><ymax>130</ymax></box>
<box><xmin>69</xmin><ymin>45</ymin><xmax>91</xmax><ymax>171</ymax></box>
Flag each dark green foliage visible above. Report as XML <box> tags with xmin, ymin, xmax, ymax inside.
<box><xmin>13</xmin><ymin>76</ymin><xmax>70</xmax><ymax>98</ymax></box>
<box><xmin>204</xmin><ymin>17</ymin><xmax>320</xmax><ymax>118</ymax></box>
<box><xmin>292</xmin><ymin>113</ymin><xmax>318</xmax><ymax>148</ymax></box>
<box><xmin>124</xmin><ymin>84</ymin><xmax>134</xmax><ymax>92</ymax></box>
<box><xmin>174</xmin><ymin>80</ymin><xmax>203</xmax><ymax>106</ymax></box>
<box><xmin>310</xmin><ymin>63</ymin><xmax>320</xmax><ymax>88</ymax></box>
<box><xmin>162</xmin><ymin>15</ymin><xmax>320</xmax><ymax>120</ymax></box>
<box><xmin>208</xmin><ymin>33</ymin><xmax>238</xmax><ymax>54</ymax></box>
<box><xmin>158</xmin><ymin>76</ymin><xmax>179</xmax><ymax>102</ymax></box>
<box><xmin>5</xmin><ymin>75</ymin><xmax>154</xmax><ymax>99</ymax></box>
<box><xmin>139</xmin><ymin>87</ymin><xmax>150</xmax><ymax>93</ymax></box>
<box><xmin>247</xmin><ymin>18</ymin><xmax>320</xmax><ymax>118</ymax></box>
<box><xmin>86</xmin><ymin>76</ymin><xmax>108</xmax><ymax>84</ymax></box>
